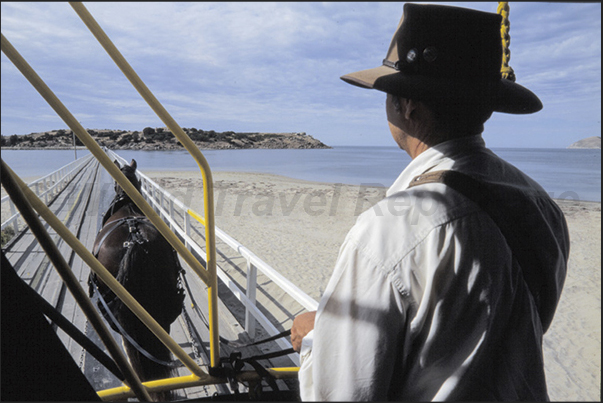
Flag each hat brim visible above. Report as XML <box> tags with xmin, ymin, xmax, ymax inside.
<box><xmin>341</xmin><ymin>65</ymin><xmax>542</xmax><ymax>114</ymax></box>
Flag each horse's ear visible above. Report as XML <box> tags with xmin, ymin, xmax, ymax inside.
<box><xmin>130</xmin><ymin>159</ymin><xmax>137</xmax><ymax>170</ymax></box>
<box><xmin>113</xmin><ymin>160</ymin><xmax>120</xmax><ymax>168</ymax></box>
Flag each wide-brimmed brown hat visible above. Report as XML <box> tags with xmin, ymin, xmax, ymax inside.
<box><xmin>341</xmin><ymin>3</ymin><xmax>542</xmax><ymax>114</ymax></box>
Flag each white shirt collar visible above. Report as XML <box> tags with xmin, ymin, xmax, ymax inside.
<box><xmin>387</xmin><ymin>135</ymin><xmax>486</xmax><ymax>197</ymax></box>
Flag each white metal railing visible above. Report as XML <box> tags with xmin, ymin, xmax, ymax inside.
<box><xmin>1</xmin><ymin>153</ymin><xmax>95</xmax><ymax>234</ymax></box>
<box><xmin>108</xmin><ymin>150</ymin><xmax>318</xmax><ymax>366</ymax></box>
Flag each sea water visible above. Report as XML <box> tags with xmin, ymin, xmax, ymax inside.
<box><xmin>2</xmin><ymin>147</ymin><xmax>600</xmax><ymax>202</ymax></box>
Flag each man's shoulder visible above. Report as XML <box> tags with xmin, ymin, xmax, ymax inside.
<box><xmin>358</xmin><ymin>181</ymin><xmax>480</xmax><ymax>228</ymax></box>
<box><xmin>346</xmin><ymin>183</ymin><xmax>485</xmax><ymax>267</ymax></box>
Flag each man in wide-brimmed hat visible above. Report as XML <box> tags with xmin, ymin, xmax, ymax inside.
<box><xmin>291</xmin><ymin>3</ymin><xmax>569</xmax><ymax>401</ymax></box>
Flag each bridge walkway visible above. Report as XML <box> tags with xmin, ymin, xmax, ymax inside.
<box><xmin>2</xmin><ymin>157</ymin><xmax>297</xmax><ymax>399</ymax></box>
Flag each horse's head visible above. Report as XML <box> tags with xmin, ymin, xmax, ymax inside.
<box><xmin>114</xmin><ymin>159</ymin><xmax>142</xmax><ymax>197</ymax></box>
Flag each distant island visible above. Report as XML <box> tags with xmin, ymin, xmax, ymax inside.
<box><xmin>568</xmin><ymin>136</ymin><xmax>601</xmax><ymax>149</ymax></box>
<box><xmin>1</xmin><ymin>127</ymin><xmax>330</xmax><ymax>150</ymax></box>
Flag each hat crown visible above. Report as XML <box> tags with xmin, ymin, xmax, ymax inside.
<box><xmin>391</xmin><ymin>4</ymin><xmax>503</xmax><ymax>81</ymax></box>
<box><xmin>340</xmin><ymin>3</ymin><xmax>543</xmax><ymax>114</ymax></box>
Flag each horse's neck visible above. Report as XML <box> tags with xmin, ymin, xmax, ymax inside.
<box><xmin>105</xmin><ymin>205</ymin><xmax>142</xmax><ymax>222</ymax></box>
<box><xmin>103</xmin><ymin>195</ymin><xmax>143</xmax><ymax>226</ymax></box>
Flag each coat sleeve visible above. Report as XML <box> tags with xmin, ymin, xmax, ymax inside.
<box><xmin>310</xmin><ymin>238</ymin><xmax>408</xmax><ymax>401</ymax></box>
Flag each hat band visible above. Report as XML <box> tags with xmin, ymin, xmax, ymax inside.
<box><xmin>383</xmin><ymin>59</ymin><xmax>400</xmax><ymax>70</ymax></box>
<box><xmin>382</xmin><ymin>58</ymin><xmax>501</xmax><ymax>82</ymax></box>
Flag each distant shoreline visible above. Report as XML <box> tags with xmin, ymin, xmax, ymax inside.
<box><xmin>3</xmin><ymin>145</ymin><xmax>602</xmax><ymax>151</ymax></box>
<box><xmin>1</xmin><ymin>145</ymin><xmax>331</xmax><ymax>151</ymax></box>
<box><xmin>1</xmin><ymin>128</ymin><xmax>331</xmax><ymax>150</ymax></box>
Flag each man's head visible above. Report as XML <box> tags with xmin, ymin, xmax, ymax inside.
<box><xmin>341</xmin><ymin>3</ymin><xmax>542</xmax><ymax>115</ymax></box>
<box><xmin>385</xmin><ymin>93</ymin><xmax>494</xmax><ymax>156</ymax></box>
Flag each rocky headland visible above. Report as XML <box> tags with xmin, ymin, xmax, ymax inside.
<box><xmin>1</xmin><ymin>127</ymin><xmax>330</xmax><ymax>150</ymax></box>
<box><xmin>567</xmin><ymin>136</ymin><xmax>601</xmax><ymax>149</ymax></box>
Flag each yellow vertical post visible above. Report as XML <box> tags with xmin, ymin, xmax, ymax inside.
<box><xmin>1</xmin><ymin>29</ymin><xmax>217</xmax><ymax>373</ymax></box>
<box><xmin>1</xmin><ymin>159</ymin><xmax>153</xmax><ymax>402</ymax></box>
<box><xmin>68</xmin><ymin>2</ymin><xmax>220</xmax><ymax>368</ymax></box>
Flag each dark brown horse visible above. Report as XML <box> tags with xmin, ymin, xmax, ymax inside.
<box><xmin>89</xmin><ymin>159</ymin><xmax>184</xmax><ymax>401</ymax></box>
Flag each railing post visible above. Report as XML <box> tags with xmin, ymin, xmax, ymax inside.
<box><xmin>245</xmin><ymin>259</ymin><xmax>258</xmax><ymax>337</ymax></box>
<box><xmin>169</xmin><ymin>198</ymin><xmax>174</xmax><ymax>231</ymax></box>
<box><xmin>43</xmin><ymin>178</ymin><xmax>49</xmax><ymax>204</ymax></box>
<box><xmin>184</xmin><ymin>214</ymin><xmax>191</xmax><ymax>250</ymax></box>
<box><xmin>152</xmin><ymin>187</ymin><xmax>158</xmax><ymax>214</ymax></box>
<box><xmin>52</xmin><ymin>173</ymin><xmax>57</xmax><ymax>197</ymax></box>
<box><xmin>9</xmin><ymin>200</ymin><xmax>19</xmax><ymax>233</ymax></box>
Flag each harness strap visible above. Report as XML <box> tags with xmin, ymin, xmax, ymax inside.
<box><xmin>93</xmin><ymin>216</ymin><xmax>152</xmax><ymax>256</ymax></box>
<box><xmin>16</xmin><ymin>268</ymin><xmax>125</xmax><ymax>381</ymax></box>
<box><xmin>101</xmin><ymin>195</ymin><xmax>127</xmax><ymax>227</ymax></box>
<box><xmin>92</xmin><ymin>217</ymin><xmax>130</xmax><ymax>256</ymax></box>
<box><xmin>102</xmin><ymin>193</ymin><xmax>143</xmax><ymax>227</ymax></box>
<box><xmin>123</xmin><ymin>218</ymin><xmax>146</xmax><ymax>248</ymax></box>
<box><xmin>408</xmin><ymin>169</ymin><xmax>565</xmax><ymax>331</ymax></box>
<box><xmin>220</xmin><ymin>330</ymin><xmax>292</xmax><ymax>349</ymax></box>
<box><xmin>208</xmin><ymin>330</ymin><xmax>294</xmax><ymax>394</ymax></box>
<box><xmin>90</xmin><ymin>279</ymin><xmax>181</xmax><ymax>368</ymax></box>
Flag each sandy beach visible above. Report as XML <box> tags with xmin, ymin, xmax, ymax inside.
<box><xmin>2</xmin><ymin>170</ymin><xmax>600</xmax><ymax>400</ymax></box>
<box><xmin>147</xmin><ymin>170</ymin><xmax>601</xmax><ymax>402</ymax></box>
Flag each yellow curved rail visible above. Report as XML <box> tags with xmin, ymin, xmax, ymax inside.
<box><xmin>1</xmin><ymin>3</ymin><xmax>222</xmax><ymax>399</ymax></box>
<box><xmin>98</xmin><ymin>368</ymin><xmax>300</xmax><ymax>401</ymax></box>
<box><xmin>0</xmin><ymin>135</ymin><xmax>209</xmax><ymax>380</ymax></box>
<box><xmin>1</xmin><ymin>159</ymin><xmax>152</xmax><ymax>402</ymax></box>
<box><xmin>68</xmin><ymin>2</ymin><xmax>221</xmax><ymax>369</ymax></box>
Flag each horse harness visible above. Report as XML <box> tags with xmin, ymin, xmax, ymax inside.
<box><xmin>90</xmin><ymin>214</ymin><xmax>182</xmax><ymax>367</ymax></box>
<box><xmin>90</xmin><ymin>182</ymin><xmax>296</xmax><ymax>389</ymax></box>
<box><xmin>93</xmin><ymin>216</ymin><xmax>149</xmax><ymax>257</ymax></box>
<box><xmin>101</xmin><ymin>193</ymin><xmax>143</xmax><ymax>227</ymax></box>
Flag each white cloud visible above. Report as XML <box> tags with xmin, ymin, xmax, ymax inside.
<box><xmin>2</xmin><ymin>2</ymin><xmax>600</xmax><ymax>147</ymax></box>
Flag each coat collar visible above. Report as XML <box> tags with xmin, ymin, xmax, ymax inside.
<box><xmin>387</xmin><ymin>135</ymin><xmax>487</xmax><ymax>197</ymax></box>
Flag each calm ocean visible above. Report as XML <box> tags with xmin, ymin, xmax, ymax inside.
<box><xmin>2</xmin><ymin>147</ymin><xmax>601</xmax><ymax>202</ymax></box>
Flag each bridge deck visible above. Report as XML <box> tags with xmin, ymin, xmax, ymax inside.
<box><xmin>3</xmin><ymin>158</ymin><xmax>296</xmax><ymax>399</ymax></box>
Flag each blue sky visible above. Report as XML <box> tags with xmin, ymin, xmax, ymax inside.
<box><xmin>1</xmin><ymin>2</ymin><xmax>600</xmax><ymax>148</ymax></box>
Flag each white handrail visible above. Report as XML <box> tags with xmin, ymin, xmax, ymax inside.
<box><xmin>2</xmin><ymin>153</ymin><xmax>95</xmax><ymax>233</ymax></box>
<box><xmin>107</xmin><ymin>149</ymin><xmax>318</xmax><ymax>363</ymax></box>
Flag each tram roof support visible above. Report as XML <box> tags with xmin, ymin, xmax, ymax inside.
<box><xmin>1</xmin><ymin>158</ymin><xmax>152</xmax><ymax>402</ymax></box>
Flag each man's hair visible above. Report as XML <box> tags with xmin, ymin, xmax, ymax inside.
<box><xmin>421</xmin><ymin>97</ymin><xmax>494</xmax><ymax>137</ymax></box>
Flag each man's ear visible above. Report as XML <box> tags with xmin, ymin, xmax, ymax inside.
<box><xmin>403</xmin><ymin>98</ymin><xmax>419</xmax><ymax>121</ymax></box>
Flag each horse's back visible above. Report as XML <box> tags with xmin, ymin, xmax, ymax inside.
<box><xmin>92</xmin><ymin>210</ymin><xmax>184</xmax><ymax>327</ymax></box>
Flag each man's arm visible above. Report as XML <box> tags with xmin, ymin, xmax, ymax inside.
<box><xmin>309</xmin><ymin>240</ymin><xmax>407</xmax><ymax>401</ymax></box>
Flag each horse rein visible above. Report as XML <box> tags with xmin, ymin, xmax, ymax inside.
<box><xmin>89</xmin><ymin>279</ymin><xmax>181</xmax><ymax>368</ymax></box>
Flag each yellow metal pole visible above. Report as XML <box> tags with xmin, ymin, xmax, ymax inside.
<box><xmin>1</xmin><ymin>32</ymin><xmax>210</xmax><ymax>378</ymax></box>
<box><xmin>0</xmin><ymin>159</ymin><xmax>209</xmax><ymax>381</ymax></box>
<box><xmin>2</xmin><ymin>21</ymin><xmax>219</xmax><ymax>367</ymax></box>
<box><xmin>1</xmin><ymin>158</ymin><xmax>152</xmax><ymax>402</ymax></box>
<box><xmin>98</xmin><ymin>368</ymin><xmax>300</xmax><ymax>401</ymax></box>
<box><xmin>0</xmin><ymin>35</ymin><xmax>210</xmax><ymax>286</ymax></box>
<box><xmin>68</xmin><ymin>1</ymin><xmax>220</xmax><ymax>368</ymax></box>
